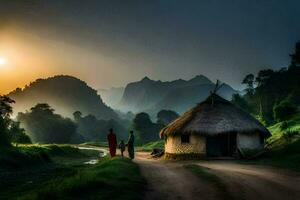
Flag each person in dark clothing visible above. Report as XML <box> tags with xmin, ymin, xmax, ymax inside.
<box><xmin>127</xmin><ymin>131</ymin><xmax>135</xmax><ymax>159</ymax></box>
<box><xmin>118</xmin><ymin>140</ymin><xmax>126</xmax><ymax>157</ymax></box>
<box><xmin>107</xmin><ymin>128</ymin><xmax>117</xmax><ymax>157</ymax></box>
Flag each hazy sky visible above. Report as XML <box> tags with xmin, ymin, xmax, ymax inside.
<box><xmin>0</xmin><ymin>0</ymin><xmax>300</xmax><ymax>94</ymax></box>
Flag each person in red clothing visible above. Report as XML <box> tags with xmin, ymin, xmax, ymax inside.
<box><xmin>107</xmin><ymin>128</ymin><xmax>117</xmax><ymax>157</ymax></box>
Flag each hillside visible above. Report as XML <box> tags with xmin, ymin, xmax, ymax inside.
<box><xmin>120</xmin><ymin>75</ymin><xmax>236</xmax><ymax>114</ymax></box>
<box><xmin>8</xmin><ymin>75</ymin><xmax>118</xmax><ymax>120</ymax></box>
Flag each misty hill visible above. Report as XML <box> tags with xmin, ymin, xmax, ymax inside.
<box><xmin>8</xmin><ymin>75</ymin><xmax>118</xmax><ymax>120</ymax></box>
<box><xmin>120</xmin><ymin>75</ymin><xmax>236</xmax><ymax>114</ymax></box>
<box><xmin>98</xmin><ymin>87</ymin><xmax>124</xmax><ymax>108</ymax></box>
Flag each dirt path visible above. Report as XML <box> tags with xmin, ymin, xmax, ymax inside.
<box><xmin>135</xmin><ymin>152</ymin><xmax>300</xmax><ymax>200</ymax></box>
<box><xmin>194</xmin><ymin>161</ymin><xmax>300</xmax><ymax>200</ymax></box>
<box><xmin>135</xmin><ymin>152</ymin><xmax>217</xmax><ymax>200</ymax></box>
<box><xmin>78</xmin><ymin>147</ymin><xmax>300</xmax><ymax>200</ymax></box>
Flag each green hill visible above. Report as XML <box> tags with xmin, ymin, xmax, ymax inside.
<box><xmin>8</xmin><ymin>75</ymin><xmax>118</xmax><ymax>120</ymax></box>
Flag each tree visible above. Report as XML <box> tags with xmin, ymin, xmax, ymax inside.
<box><xmin>255</xmin><ymin>69</ymin><xmax>274</xmax><ymax>87</ymax></box>
<box><xmin>157</xmin><ymin>110</ymin><xmax>179</xmax><ymax>125</ymax></box>
<box><xmin>17</xmin><ymin>103</ymin><xmax>77</xmax><ymax>143</ymax></box>
<box><xmin>9</xmin><ymin>121</ymin><xmax>31</xmax><ymax>145</ymax></box>
<box><xmin>273</xmin><ymin>99</ymin><xmax>297</xmax><ymax>122</ymax></box>
<box><xmin>231</xmin><ymin>42</ymin><xmax>300</xmax><ymax>124</ymax></box>
<box><xmin>0</xmin><ymin>95</ymin><xmax>15</xmax><ymax>147</ymax></box>
<box><xmin>73</xmin><ymin>111</ymin><xmax>82</xmax><ymax>122</ymax></box>
<box><xmin>290</xmin><ymin>41</ymin><xmax>300</xmax><ymax>68</ymax></box>
<box><xmin>231</xmin><ymin>93</ymin><xmax>252</xmax><ymax>113</ymax></box>
<box><xmin>133</xmin><ymin>112</ymin><xmax>162</xmax><ymax>144</ymax></box>
<box><xmin>242</xmin><ymin>74</ymin><xmax>255</xmax><ymax>95</ymax></box>
<box><xmin>73</xmin><ymin>113</ymin><xmax>127</xmax><ymax>142</ymax></box>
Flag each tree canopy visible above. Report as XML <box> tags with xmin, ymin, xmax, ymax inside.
<box><xmin>157</xmin><ymin>110</ymin><xmax>179</xmax><ymax>125</ymax></box>
<box><xmin>18</xmin><ymin>103</ymin><xmax>77</xmax><ymax>143</ymax></box>
<box><xmin>236</xmin><ymin>42</ymin><xmax>300</xmax><ymax>124</ymax></box>
<box><xmin>132</xmin><ymin>112</ymin><xmax>162</xmax><ymax>144</ymax></box>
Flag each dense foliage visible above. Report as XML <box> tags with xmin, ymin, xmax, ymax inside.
<box><xmin>0</xmin><ymin>96</ymin><xmax>31</xmax><ymax>147</ymax></box>
<box><xmin>17</xmin><ymin>103</ymin><xmax>77</xmax><ymax>143</ymax></box>
<box><xmin>73</xmin><ymin>111</ymin><xmax>128</xmax><ymax>141</ymax></box>
<box><xmin>0</xmin><ymin>96</ymin><xmax>15</xmax><ymax>146</ymax></box>
<box><xmin>132</xmin><ymin>112</ymin><xmax>163</xmax><ymax>144</ymax></box>
<box><xmin>156</xmin><ymin>110</ymin><xmax>179</xmax><ymax>125</ymax></box>
<box><xmin>9</xmin><ymin>121</ymin><xmax>31</xmax><ymax>144</ymax></box>
<box><xmin>236</xmin><ymin>42</ymin><xmax>300</xmax><ymax>124</ymax></box>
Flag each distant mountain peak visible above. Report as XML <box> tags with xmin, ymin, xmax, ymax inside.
<box><xmin>187</xmin><ymin>74</ymin><xmax>213</xmax><ymax>85</ymax></box>
<box><xmin>141</xmin><ymin>76</ymin><xmax>151</xmax><ymax>81</ymax></box>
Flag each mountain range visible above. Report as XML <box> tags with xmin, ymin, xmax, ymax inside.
<box><xmin>8</xmin><ymin>74</ymin><xmax>237</xmax><ymax>121</ymax></box>
<box><xmin>100</xmin><ymin>75</ymin><xmax>237</xmax><ymax>115</ymax></box>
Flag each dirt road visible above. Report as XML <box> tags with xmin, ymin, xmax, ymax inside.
<box><xmin>135</xmin><ymin>152</ymin><xmax>300</xmax><ymax>200</ymax></box>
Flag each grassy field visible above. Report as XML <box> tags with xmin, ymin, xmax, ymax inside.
<box><xmin>0</xmin><ymin>144</ymin><xmax>145</xmax><ymax>200</ymax></box>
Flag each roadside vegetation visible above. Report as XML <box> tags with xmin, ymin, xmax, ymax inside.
<box><xmin>0</xmin><ymin>144</ymin><xmax>145</xmax><ymax>200</ymax></box>
<box><xmin>136</xmin><ymin>140</ymin><xmax>164</xmax><ymax>152</ymax></box>
<box><xmin>19</xmin><ymin>157</ymin><xmax>145</xmax><ymax>200</ymax></box>
<box><xmin>241</xmin><ymin>112</ymin><xmax>300</xmax><ymax>171</ymax></box>
<box><xmin>229</xmin><ymin>42</ymin><xmax>300</xmax><ymax>171</ymax></box>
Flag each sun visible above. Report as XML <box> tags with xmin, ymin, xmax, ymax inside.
<box><xmin>0</xmin><ymin>57</ymin><xmax>7</xmax><ymax>66</ymax></box>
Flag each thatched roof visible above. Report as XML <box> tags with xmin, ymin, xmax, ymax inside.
<box><xmin>160</xmin><ymin>94</ymin><xmax>270</xmax><ymax>138</ymax></box>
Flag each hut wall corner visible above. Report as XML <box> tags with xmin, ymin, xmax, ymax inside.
<box><xmin>165</xmin><ymin>134</ymin><xmax>206</xmax><ymax>154</ymax></box>
<box><xmin>237</xmin><ymin>133</ymin><xmax>262</xmax><ymax>150</ymax></box>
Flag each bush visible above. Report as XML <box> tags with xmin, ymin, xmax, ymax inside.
<box><xmin>9</xmin><ymin>121</ymin><xmax>31</xmax><ymax>144</ymax></box>
<box><xmin>280</xmin><ymin>121</ymin><xmax>289</xmax><ymax>130</ymax></box>
<box><xmin>283</xmin><ymin>130</ymin><xmax>299</xmax><ymax>141</ymax></box>
<box><xmin>273</xmin><ymin>100</ymin><xmax>297</xmax><ymax>122</ymax></box>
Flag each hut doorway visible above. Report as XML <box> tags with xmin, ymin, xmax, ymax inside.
<box><xmin>206</xmin><ymin>133</ymin><xmax>237</xmax><ymax>157</ymax></box>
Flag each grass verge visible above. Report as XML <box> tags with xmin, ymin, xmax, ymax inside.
<box><xmin>19</xmin><ymin>157</ymin><xmax>146</xmax><ymax>200</ymax></box>
<box><xmin>0</xmin><ymin>144</ymin><xmax>145</xmax><ymax>200</ymax></box>
<box><xmin>136</xmin><ymin>140</ymin><xmax>164</xmax><ymax>152</ymax></box>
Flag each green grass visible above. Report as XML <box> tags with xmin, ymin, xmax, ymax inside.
<box><xmin>185</xmin><ymin>164</ymin><xmax>234</xmax><ymax>200</ymax></box>
<box><xmin>136</xmin><ymin>140</ymin><xmax>164</xmax><ymax>152</ymax></box>
<box><xmin>0</xmin><ymin>144</ymin><xmax>99</xmax><ymax>169</ymax></box>
<box><xmin>267</xmin><ymin>112</ymin><xmax>300</xmax><ymax>144</ymax></box>
<box><xmin>0</xmin><ymin>144</ymin><xmax>145</xmax><ymax>200</ymax></box>
<box><xmin>18</xmin><ymin>157</ymin><xmax>145</xmax><ymax>200</ymax></box>
<box><xmin>245</xmin><ymin>135</ymin><xmax>300</xmax><ymax>171</ymax></box>
<box><xmin>244</xmin><ymin>112</ymin><xmax>300</xmax><ymax>171</ymax></box>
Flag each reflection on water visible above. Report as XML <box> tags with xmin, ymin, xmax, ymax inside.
<box><xmin>77</xmin><ymin>146</ymin><xmax>108</xmax><ymax>165</ymax></box>
<box><xmin>84</xmin><ymin>159</ymin><xmax>99</xmax><ymax>165</ymax></box>
<box><xmin>99</xmin><ymin>152</ymin><xmax>106</xmax><ymax>157</ymax></box>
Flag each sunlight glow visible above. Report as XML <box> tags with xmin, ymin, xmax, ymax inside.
<box><xmin>0</xmin><ymin>57</ymin><xmax>7</xmax><ymax>66</ymax></box>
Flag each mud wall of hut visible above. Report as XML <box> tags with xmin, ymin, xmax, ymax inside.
<box><xmin>165</xmin><ymin>134</ymin><xmax>206</xmax><ymax>154</ymax></box>
<box><xmin>237</xmin><ymin>133</ymin><xmax>262</xmax><ymax>150</ymax></box>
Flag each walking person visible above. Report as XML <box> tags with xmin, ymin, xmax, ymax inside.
<box><xmin>107</xmin><ymin>128</ymin><xmax>117</xmax><ymax>157</ymax></box>
<box><xmin>127</xmin><ymin>131</ymin><xmax>135</xmax><ymax>159</ymax></box>
<box><xmin>118</xmin><ymin>140</ymin><xmax>126</xmax><ymax>157</ymax></box>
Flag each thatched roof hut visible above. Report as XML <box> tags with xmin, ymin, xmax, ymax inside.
<box><xmin>160</xmin><ymin>94</ymin><xmax>270</xmax><ymax>159</ymax></box>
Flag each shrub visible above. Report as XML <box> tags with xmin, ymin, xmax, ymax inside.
<box><xmin>283</xmin><ymin>130</ymin><xmax>299</xmax><ymax>142</ymax></box>
<box><xmin>273</xmin><ymin>100</ymin><xmax>297</xmax><ymax>122</ymax></box>
<box><xmin>280</xmin><ymin>121</ymin><xmax>289</xmax><ymax>130</ymax></box>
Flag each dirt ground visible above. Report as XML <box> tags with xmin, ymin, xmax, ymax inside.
<box><xmin>134</xmin><ymin>152</ymin><xmax>300</xmax><ymax>200</ymax></box>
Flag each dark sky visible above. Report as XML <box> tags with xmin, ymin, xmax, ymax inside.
<box><xmin>1</xmin><ymin>0</ymin><xmax>300</xmax><ymax>92</ymax></box>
